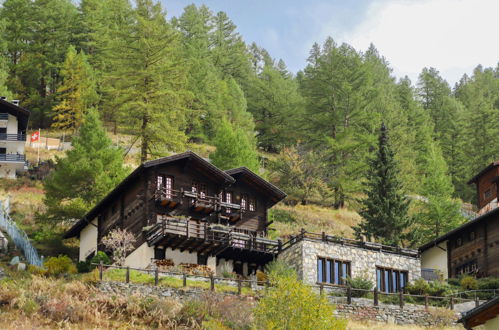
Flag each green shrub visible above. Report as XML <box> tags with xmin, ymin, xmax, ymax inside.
<box><xmin>460</xmin><ymin>275</ymin><xmax>478</xmax><ymax>290</ymax></box>
<box><xmin>44</xmin><ymin>255</ymin><xmax>77</xmax><ymax>276</ymax></box>
<box><xmin>77</xmin><ymin>261</ymin><xmax>90</xmax><ymax>273</ymax></box>
<box><xmin>90</xmin><ymin>251</ymin><xmax>111</xmax><ymax>268</ymax></box>
<box><xmin>265</xmin><ymin>259</ymin><xmax>295</xmax><ymax>281</ymax></box>
<box><xmin>477</xmin><ymin>277</ymin><xmax>499</xmax><ymax>290</ymax></box>
<box><xmin>346</xmin><ymin>275</ymin><xmax>373</xmax><ymax>297</ymax></box>
<box><xmin>406</xmin><ymin>278</ymin><xmax>430</xmax><ymax>295</ymax></box>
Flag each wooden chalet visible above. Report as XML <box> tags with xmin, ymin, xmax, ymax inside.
<box><xmin>64</xmin><ymin>151</ymin><xmax>286</xmax><ymax>276</ymax></box>
<box><xmin>420</xmin><ymin>161</ymin><xmax>499</xmax><ymax>279</ymax></box>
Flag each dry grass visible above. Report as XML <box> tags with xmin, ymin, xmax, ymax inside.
<box><xmin>271</xmin><ymin>203</ymin><xmax>362</xmax><ymax>239</ymax></box>
<box><xmin>347</xmin><ymin>321</ymin><xmax>463</xmax><ymax>330</ymax></box>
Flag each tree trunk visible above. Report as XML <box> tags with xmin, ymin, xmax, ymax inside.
<box><xmin>140</xmin><ymin>114</ymin><xmax>148</xmax><ymax>163</ymax></box>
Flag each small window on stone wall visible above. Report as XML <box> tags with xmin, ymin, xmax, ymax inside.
<box><xmin>317</xmin><ymin>257</ymin><xmax>350</xmax><ymax>285</ymax></box>
<box><xmin>376</xmin><ymin>267</ymin><xmax>408</xmax><ymax>293</ymax></box>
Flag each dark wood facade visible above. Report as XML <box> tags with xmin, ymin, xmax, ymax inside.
<box><xmin>421</xmin><ymin>161</ymin><xmax>499</xmax><ymax>278</ymax></box>
<box><xmin>468</xmin><ymin>161</ymin><xmax>499</xmax><ymax>210</ymax></box>
<box><xmin>65</xmin><ymin>151</ymin><xmax>286</xmax><ymax>268</ymax></box>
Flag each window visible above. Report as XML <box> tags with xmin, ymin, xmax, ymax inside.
<box><xmin>456</xmin><ymin>237</ymin><xmax>463</xmax><ymax>248</ymax></box>
<box><xmin>165</xmin><ymin>176</ymin><xmax>173</xmax><ymax>199</ymax></box>
<box><xmin>249</xmin><ymin>197</ymin><xmax>256</xmax><ymax>212</ymax></box>
<box><xmin>484</xmin><ymin>189</ymin><xmax>492</xmax><ymax>200</ymax></box>
<box><xmin>157</xmin><ymin>175</ymin><xmax>174</xmax><ymax>199</ymax></box>
<box><xmin>376</xmin><ymin>267</ymin><xmax>408</xmax><ymax>293</ymax></box>
<box><xmin>224</xmin><ymin>191</ymin><xmax>233</xmax><ymax>214</ymax></box>
<box><xmin>192</xmin><ymin>181</ymin><xmax>207</xmax><ymax>198</ymax></box>
<box><xmin>456</xmin><ymin>259</ymin><xmax>478</xmax><ymax>275</ymax></box>
<box><xmin>241</xmin><ymin>194</ymin><xmax>248</xmax><ymax>210</ymax></box>
<box><xmin>317</xmin><ymin>257</ymin><xmax>350</xmax><ymax>285</ymax></box>
<box><xmin>197</xmin><ymin>254</ymin><xmax>208</xmax><ymax>265</ymax></box>
<box><xmin>469</xmin><ymin>231</ymin><xmax>476</xmax><ymax>241</ymax></box>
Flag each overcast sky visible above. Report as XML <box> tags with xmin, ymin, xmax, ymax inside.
<box><xmin>164</xmin><ymin>0</ymin><xmax>499</xmax><ymax>86</ymax></box>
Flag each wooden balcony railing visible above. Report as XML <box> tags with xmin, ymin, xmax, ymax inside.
<box><xmin>154</xmin><ymin>188</ymin><xmax>242</xmax><ymax>213</ymax></box>
<box><xmin>0</xmin><ymin>113</ymin><xmax>8</xmax><ymax>120</ymax></box>
<box><xmin>146</xmin><ymin>217</ymin><xmax>280</xmax><ymax>254</ymax></box>
<box><xmin>280</xmin><ymin>229</ymin><xmax>419</xmax><ymax>257</ymax></box>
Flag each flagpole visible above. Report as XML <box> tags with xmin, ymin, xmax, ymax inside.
<box><xmin>37</xmin><ymin>128</ymin><xmax>40</xmax><ymax>166</ymax></box>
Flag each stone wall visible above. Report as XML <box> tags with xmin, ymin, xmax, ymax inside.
<box><xmin>279</xmin><ymin>239</ymin><xmax>421</xmax><ymax>285</ymax></box>
<box><xmin>334</xmin><ymin>303</ymin><xmax>459</xmax><ymax>326</ymax></box>
<box><xmin>96</xmin><ymin>281</ymin><xmax>459</xmax><ymax>327</ymax></box>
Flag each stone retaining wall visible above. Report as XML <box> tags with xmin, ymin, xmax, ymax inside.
<box><xmin>97</xmin><ymin>281</ymin><xmax>459</xmax><ymax>327</ymax></box>
<box><xmin>334</xmin><ymin>303</ymin><xmax>459</xmax><ymax>326</ymax></box>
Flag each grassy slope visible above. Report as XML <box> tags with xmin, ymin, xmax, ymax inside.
<box><xmin>270</xmin><ymin>203</ymin><xmax>361</xmax><ymax>240</ymax></box>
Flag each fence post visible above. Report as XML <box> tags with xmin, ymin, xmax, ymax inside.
<box><xmin>265</xmin><ymin>279</ymin><xmax>270</xmax><ymax>291</ymax></box>
<box><xmin>154</xmin><ymin>268</ymin><xmax>159</xmax><ymax>286</ymax></box>
<box><xmin>237</xmin><ymin>279</ymin><xmax>242</xmax><ymax>295</ymax></box>
<box><xmin>424</xmin><ymin>294</ymin><xmax>429</xmax><ymax>311</ymax></box>
<box><xmin>475</xmin><ymin>296</ymin><xmax>479</xmax><ymax>307</ymax></box>
<box><xmin>210</xmin><ymin>275</ymin><xmax>215</xmax><ymax>291</ymax></box>
<box><xmin>99</xmin><ymin>261</ymin><xmax>103</xmax><ymax>281</ymax></box>
<box><xmin>399</xmin><ymin>291</ymin><xmax>404</xmax><ymax>309</ymax></box>
<box><xmin>126</xmin><ymin>266</ymin><xmax>130</xmax><ymax>283</ymax></box>
<box><xmin>322</xmin><ymin>231</ymin><xmax>326</xmax><ymax>241</ymax></box>
<box><xmin>183</xmin><ymin>273</ymin><xmax>187</xmax><ymax>287</ymax></box>
<box><xmin>319</xmin><ymin>284</ymin><xmax>324</xmax><ymax>296</ymax></box>
<box><xmin>450</xmin><ymin>296</ymin><xmax>454</xmax><ymax>310</ymax></box>
<box><xmin>373</xmin><ymin>288</ymin><xmax>379</xmax><ymax>306</ymax></box>
<box><xmin>347</xmin><ymin>286</ymin><xmax>352</xmax><ymax>304</ymax></box>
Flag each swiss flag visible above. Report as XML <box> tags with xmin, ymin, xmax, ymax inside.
<box><xmin>31</xmin><ymin>130</ymin><xmax>40</xmax><ymax>142</ymax></box>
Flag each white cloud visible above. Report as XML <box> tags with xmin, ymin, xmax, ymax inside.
<box><xmin>337</xmin><ymin>0</ymin><xmax>499</xmax><ymax>85</ymax></box>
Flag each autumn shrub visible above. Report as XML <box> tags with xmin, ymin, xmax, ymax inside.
<box><xmin>460</xmin><ymin>275</ymin><xmax>478</xmax><ymax>290</ymax></box>
<box><xmin>44</xmin><ymin>255</ymin><xmax>77</xmax><ymax>276</ymax></box>
<box><xmin>406</xmin><ymin>278</ymin><xmax>431</xmax><ymax>295</ymax></box>
<box><xmin>254</xmin><ymin>263</ymin><xmax>346</xmax><ymax>329</ymax></box>
<box><xmin>28</xmin><ymin>264</ymin><xmax>48</xmax><ymax>276</ymax></box>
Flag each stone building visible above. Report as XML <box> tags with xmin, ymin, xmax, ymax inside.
<box><xmin>278</xmin><ymin>231</ymin><xmax>420</xmax><ymax>292</ymax></box>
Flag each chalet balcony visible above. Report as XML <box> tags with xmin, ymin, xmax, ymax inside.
<box><xmin>0</xmin><ymin>113</ymin><xmax>8</xmax><ymax>121</ymax></box>
<box><xmin>0</xmin><ymin>154</ymin><xmax>25</xmax><ymax>162</ymax></box>
<box><xmin>154</xmin><ymin>188</ymin><xmax>182</xmax><ymax>209</ymax></box>
<box><xmin>0</xmin><ymin>133</ymin><xmax>26</xmax><ymax>142</ymax></box>
<box><xmin>145</xmin><ymin>217</ymin><xmax>280</xmax><ymax>262</ymax></box>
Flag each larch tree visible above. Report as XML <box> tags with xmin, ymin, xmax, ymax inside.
<box><xmin>52</xmin><ymin>46</ymin><xmax>98</xmax><ymax>131</ymax></box>
<box><xmin>210</xmin><ymin>119</ymin><xmax>259</xmax><ymax>172</ymax></box>
<box><xmin>354</xmin><ymin>123</ymin><xmax>412</xmax><ymax>247</ymax></box>
<box><xmin>413</xmin><ymin>143</ymin><xmax>464</xmax><ymax>244</ymax></box>
<box><xmin>110</xmin><ymin>0</ymin><xmax>188</xmax><ymax>162</ymax></box>
<box><xmin>44</xmin><ymin>108</ymin><xmax>128</xmax><ymax>222</ymax></box>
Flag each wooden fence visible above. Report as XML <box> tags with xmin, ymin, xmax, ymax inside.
<box><xmin>93</xmin><ymin>262</ymin><xmax>495</xmax><ymax>310</ymax></box>
<box><xmin>93</xmin><ymin>262</ymin><xmax>268</xmax><ymax>296</ymax></box>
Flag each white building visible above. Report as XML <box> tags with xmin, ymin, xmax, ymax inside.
<box><xmin>0</xmin><ymin>97</ymin><xmax>30</xmax><ymax>178</ymax></box>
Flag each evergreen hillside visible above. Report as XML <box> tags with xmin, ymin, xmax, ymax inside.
<box><xmin>0</xmin><ymin>0</ymin><xmax>497</xmax><ymax>248</ymax></box>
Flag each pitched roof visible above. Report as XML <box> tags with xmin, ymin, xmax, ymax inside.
<box><xmin>225</xmin><ymin>167</ymin><xmax>287</xmax><ymax>207</ymax></box>
<box><xmin>0</xmin><ymin>98</ymin><xmax>31</xmax><ymax>131</ymax></box>
<box><xmin>467</xmin><ymin>161</ymin><xmax>499</xmax><ymax>184</ymax></box>
<box><xmin>64</xmin><ymin>151</ymin><xmax>235</xmax><ymax>238</ymax></box>
<box><xmin>419</xmin><ymin>206</ymin><xmax>499</xmax><ymax>252</ymax></box>
<box><xmin>458</xmin><ymin>295</ymin><xmax>499</xmax><ymax>328</ymax></box>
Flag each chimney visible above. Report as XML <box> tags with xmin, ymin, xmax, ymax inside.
<box><xmin>12</xmin><ymin>100</ymin><xmax>19</xmax><ymax>106</ymax></box>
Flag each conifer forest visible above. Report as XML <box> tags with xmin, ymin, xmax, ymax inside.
<box><xmin>0</xmin><ymin>0</ymin><xmax>498</xmax><ymax>247</ymax></box>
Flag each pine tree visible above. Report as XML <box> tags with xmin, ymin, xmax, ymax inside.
<box><xmin>210</xmin><ymin>119</ymin><xmax>259</xmax><ymax>172</ymax></box>
<box><xmin>44</xmin><ymin>108</ymin><xmax>128</xmax><ymax>222</ymax></box>
<box><xmin>52</xmin><ymin>46</ymin><xmax>98</xmax><ymax>131</ymax></box>
<box><xmin>354</xmin><ymin>123</ymin><xmax>411</xmax><ymax>246</ymax></box>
